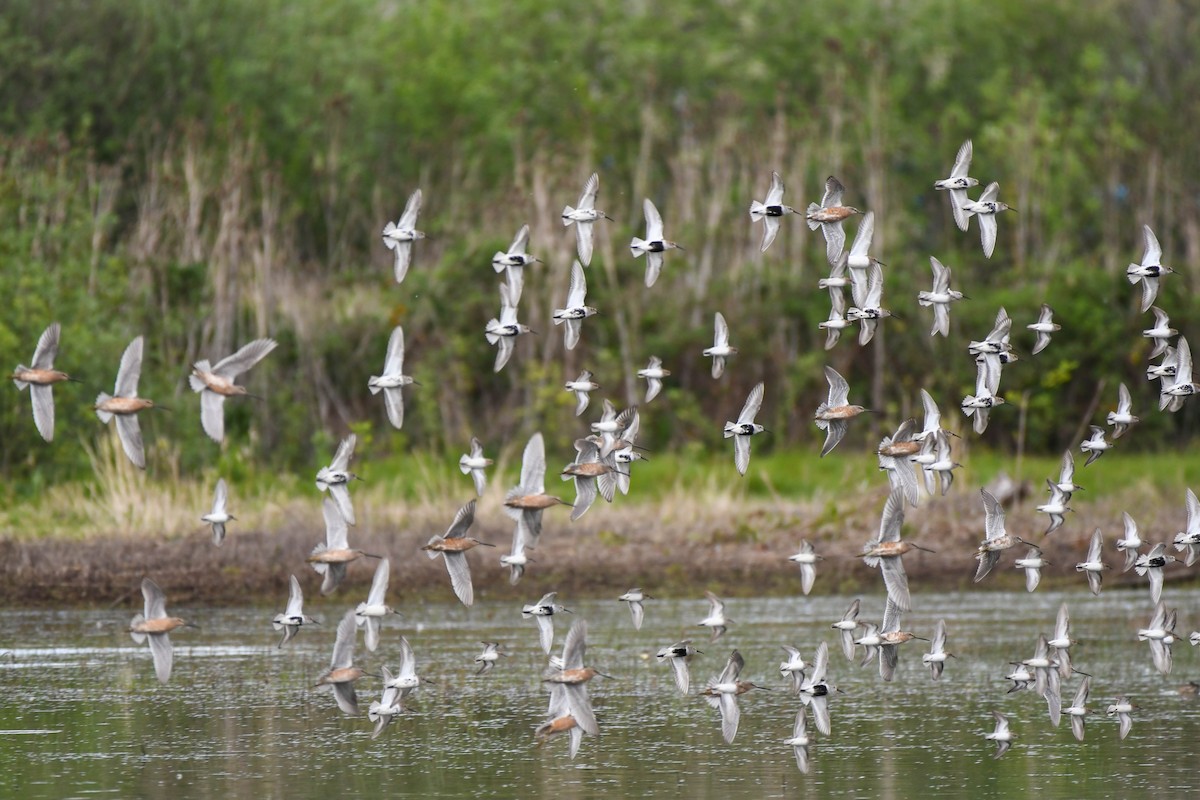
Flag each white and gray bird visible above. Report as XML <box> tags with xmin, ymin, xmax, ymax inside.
<box><xmin>1106</xmin><ymin>383</ymin><xmax>1139</xmax><ymax>439</ymax></box>
<box><xmin>784</xmin><ymin>707</ymin><xmax>812</xmax><ymax>774</ymax></box>
<box><xmin>368</xmin><ymin>667</ymin><xmax>404</xmax><ymax>740</ymax></box>
<box><xmin>1027</xmin><ymin>304</ymin><xmax>1060</xmax><ymax>355</ymax></box>
<box><xmin>922</xmin><ymin>619</ymin><xmax>954</xmax><ymax>680</ymax></box>
<box><xmin>474</xmin><ymin>641</ymin><xmax>507</xmax><ymax>676</ymax></box>
<box><xmin>831</xmin><ymin>599</ymin><xmax>862</xmax><ymax>662</ymax></box>
<box><xmin>618</xmin><ymin>588</ymin><xmax>650</xmax><ymax>631</ymax></box>
<box><xmin>189</xmin><ymin>338</ymin><xmax>277</xmax><ymax>443</ymax></box>
<box><xmin>1080</xmin><ymin>425</ymin><xmax>1111</xmax><ymax>466</ymax></box>
<box><xmin>819</xmin><ymin>287</ymin><xmax>854</xmax><ymax>350</ymax></box>
<box><xmin>368</xmin><ymin>326</ymin><xmax>416</xmax><ymax>430</ymax></box>
<box><xmin>1116</xmin><ymin>511</ymin><xmax>1143</xmax><ymax>572</ymax></box>
<box><xmin>1127</xmin><ymin>224</ymin><xmax>1173</xmax><ymax>313</ymax></box>
<box><xmin>723</xmin><ymin>381</ymin><xmax>766</xmax><ymax>476</ymax></box>
<box><xmin>917</xmin><ymin>256</ymin><xmax>964</xmax><ymax>337</ymax></box>
<box><xmin>1138</xmin><ymin>600</ymin><xmax>1177</xmax><ymax>675</ymax></box>
<box><xmin>631</xmin><ymin>198</ymin><xmax>683</xmax><ymax>286</ymax></box>
<box><xmin>561</xmin><ymin>172</ymin><xmax>610</xmax><ymax>266</ymax></box>
<box><xmin>1106</xmin><ymin>697</ymin><xmax>1137</xmax><ymax>740</ymax></box>
<box><xmin>485</xmin><ymin>282</ymin><xmax>533</xmax><ymax>373</ymax></box>
<box><xmin>1142</xmin><ymin>306</ymin><xmax>1177</xmax><ymax>360</ymax></box>
<box><xmin>960</xmin><ymin>182</ymin><xmax>1014</xmax><ymax>259</ymax></box>
<box><xmin>788</xmin><ymin>540</ymin><xmax>823</xmax><ymax>596</ymax></box>
<box><xmin>201</xmin><ymin>477</ymin><xmax>234</xmax><ymax>546</ymax></box>
<box><xmin>749</xmin><ymin>171</ymin><xmax>796</xmax><ymax>253</ymax></box>
<box><xmin>523</xmin><ymin>592</ymin><xmax>571</xmax><ymax>655</ymax></box>
<box><xmin>315</xmin><ymin>434</ymin><xmax>359</xmax><ymax>526</ymax></box>
<box><xmin>1075</xmin><ymin>527</ymin><xmax>1108</xmax><ymax>596</ymax></box>
<box><xmin>697</xmin><ymin>590</ymin><xmax>731</xmax><ymax>642</ymax></box>
<box><xmin>381</xmin><ymin>189</ymin><xmax>424</xmax><ymax>283</ymax></box>
<box><xmin>636</xmin><ymin>356</ymin><xmax>670</xmax><ymax>404</ymax></box>
<box><xmin>1160</xmin><ymin>335</ymin><xmax>1199</xmax><ymax>408</ymax></box>
<box><xmin>1055</xmin><ymin>449</ymin><xmax>1084</xmax><ymax>494</ymax></box>
<box><xmin>564</xmin><ymin>370</ymin><xmax>599</xmax><ymax>416</ymax></box>
<box><xmin>1172</xmin><ymin>488</ymin><xmax>1200</xmax><ymax>566</ymax></box>
<box><xmin>1036</xmin><ymin>479</ymin><xmax>1071</xmax><ymax>535</ymax></box>
<box><xmin>934</xmin><ymin>140</ymin><xmax>978</xmax><ymax>232</ymax></box>
<box><xmin>272</xmin><ymin>574</ymin><xmax>316</xmax><ymax>648</ymax></box>
<box><xmin>984</xmin><ymin>711</ymin><xmax>1015</xmax><ymax>759</ymax></box>
<box><xmin>704</xmin><ymin>312</ymin><xmax>738</xmax><ymax>379</ymax></box>
<box><xmin>657</xmin><ymin>640</ymin><xmax>701</xmax><ymax>695</ymax></box>
<box><xmin>458</xmin><ymin>437</ymin><xmax>493</xmax><ymax>497</ymax></box>
<box><xmin>847</xmin><ymin>261</ymin><xmax>892</xmax><ymax>346</ymax></box>
<box><xmin>492</xmin><ymin>223</ymin><xmax>539</xmax><ymax>299</ymax></box>
<box><xmin>355</xmin><ymin>557</ymin><xmax>400</xmax><ymax>652</ymax></box>
<box><xmin>1014</xmin><ymin>546</ymin><xmax>1048</xmax><ymax>593</ymax></box>
<box><xmin>552</xmin><ymin>260</ymin><xmax>598</xmax><ymax>351</ymax></box>
<box><xmin>1134</xmin><ymin>543</ymin><xmax>1177</xmax><ymax>605</ymax></box>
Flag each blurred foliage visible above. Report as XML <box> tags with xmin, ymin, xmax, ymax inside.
<box><xmin>1</xmin><ymin>0</ymin><xmax>1199</xmax><ymax>504</ymax></box>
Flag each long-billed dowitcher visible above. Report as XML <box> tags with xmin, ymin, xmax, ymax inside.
<box><xmin>272</xmin><ymin>574</ymin><xmax>317</xmax><ymax>648</ymax></box>
<box><xmin>307</xmin><ymin>497</ymin><xmax>381</xmax><ymax>595</ymax></box>
<box><xmin>632</xmin><ymin>198</ymin><xmax>683</xmax><ymax>286</ymax></box>
<box><xmin>474</xmin><ymin>642</ymin><xmax>508</xmax><ymax>676</ymax></box>
<box><xmin>1027</xmin><ymin>304</ymin><xmax>1060</xmax><ymax>355</ymax></box>
<box><xmin>918</xmin><ymin>256</ymin><xmax>964</xmax><ymax>337</ymax></box>
<box><xmin>315</xmin><ymin>434</ymin><xmax>360</xmax><ymax>526</ymax></box>
<box><xmin>618</xmin><ymin>588</ymin><xmax>650</xmax><ymax>631</ymax></box>
<box><xmin>697</xmin><ymin>590</ymin><xmax>732</xmax><ymax>642</ymax></box>
<box><xmin>703</xmin><ymin>312</ymin><xmax>737</xmax><ymax>379</ymax></box>
<box><xmin>368</xmin><ymin>326</ymin><xmax>415</xmax><ymax>430</ymax></box>
<box><xmin>877</xmin><ymin>599</ymin><xmax>928</xmax><ymax>682</ymax></box>
<box><xmin>523</xmin><ymin>591</ymin><xmax>571</xmax><ymax>654</ymax></box>
<box><xmin>561</xmin><ymin>172</ymin><xmax>611</xmax><ymax>266</ymax></box>
<box><xmin>636</xmin><ymin>356</ymin><xmax>670</xmax><ymax>404</ymax></box>
<box><xmin>188</xmin><ymin>337</ymin><xmax>277</xmax><ymax>443</ymax></box>
<box><xmin>458</xmin><ymin>437</ymin><xmax>492</xmax><ymax>497</ymax></box>
<box><xmin>1127</xmin><ymin>224</ymin><xmax>1173</xmax><ymax>312</ymax></box>
<box><xmin>975</xmin><ymin>488</ymin><xmax>1028</xmax><ymax>582</ymax></box>
<box><xmin>355</xmin><ymin>558</ymin><xmax>400</xmax><ymax>652</ymax></box>
<box><xmin>788</xmin><ymin>539</ymin><xmax>822</xmax><ymax>596</ymax></box>
<box><xmin>315</xmin><ymin>610</ymin><xmax>367</xmax><ymax>715</ymax></box>
<box><xmin>700</xmin><ymin>649</ymin><xmax>766</xmax><ymax>744</ymax></box>
<box><xmin>552</xmin><ymin>260</ymin><xmax>598</xmax><ymax>351</ymax></box>
<box><xmin>861</xmin><ymin>490</ymin><xmax>933</xmax><ymax>612</ymax></box>
<box><xmin>960</xmin><ymin>182</ymin><xmax>1014</xmax><ymax>259</ymax></box>
<box><xmin>806</xmin><ymin>176</ymin><xmax>861</xmax><ymax>264</ymax></box>
<box><xmin>922</xmin><ymin>619</ymin><xmax>955</xmax><ymax>680</ymax></box>
<box><xmin>934</xmin><ymin>140</ymin><xmax>978</xmax><ymax>232</ymax></box>
<box><xmin>564</xmin><ymin>370</ymin><xmax>599</xmax><ymax>416</ymax></box>
<box><xmin>724</xmin><ymin>381</ymin><xmax>766</xmax><ymax>475</ymax></box>
<box><xmin>1075</xmin><ymin>527</ymin><xmax>1109</xmax><ymax>595</ymax></box>
<box><xmin>129</xmin><ymin>577</ymin><xmax>192</xmax><ymax>684</ymax></box>
<box><xmin>984</xmin><ymin>711</ymin><xmax>1014</xmax><ymax>758</ymax></box>
<box><xmin>815</xmin><ymin>366</ymin><xmax>865</xmax><ymax>457</ymax></box>
<box><xmin>95</xmin><ymin>335</ymin><xmax>159</xmax><ymax>469</ymax></box>
<box><xmin>877</xmin><ymin>419</ymin><xmax>922</xmax><ymax>506</ymax></box>
<box><xmin>201</xmin><ymin>477</ymin><xmax>234</xmax><ymax>546</ymax></box>
<box><xmin>542</xmin><ymin>619</ymin><xmax>604</xmax><ymax>737</ymax></box>
<box><xmin>1106</xmin><ymin>383</ymin><xmax>1139</xmax><ymax>439</ymax></box>
<box><xmin>381</xmin><ymin>188</ymin><xmax>424</xmax><ymax>283</ymax></box>
<box><xmin>504</xmin><ymin>433</ymin><xmax>570</xmax><ymax>547</ymax></box>
<box><xmin>422</xmin><ymin>499</ymin><xmax>491</xmax><ymax>607</ymax></box>
<box><xmin>12</xmin><ymin>322</ymin><xmax>74</xmax><ymax>442</ymax></box>
<box><xmin>536</xmin><ymin>688</ymin><xmax>583</xmax><ymax>759</ymax></box>
<box><xmin>657</xmin><ymin>640</ymin><xmax>701</xmax><ymax>695</ymax></box>
<box><xmin>484</xmin><ymin>282</ymin><xmax>533</xmax><ymax>373</ymax></box>
<box><xmin>1172</xmin><ymin>488</ymin><xmax>1200</xmax><ymax>565</ymax></box>
<box><xmin>749</xmin><ymin>171</ymin><xmax>796</xmax><ymax>253</ymax></box>
<box><xmin>562</xmin><ymin>438</ymin><xmax>622</xmax><ymax>521</ymax></box>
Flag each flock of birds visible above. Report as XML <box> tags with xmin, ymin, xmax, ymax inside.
<box><xmin>9</xmin><ymin>138</ymin><xmax>1200</xmax><ymax>769</ymax></box>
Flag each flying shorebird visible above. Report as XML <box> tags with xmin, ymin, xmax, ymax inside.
<box><xmin>542</xmin><ymin>619</ymin><xmax>605</xmax><ymax>737</ymax></box>
<box><xmin>913</xmin><ymin>388</ymin><xmax>949</xmax><ymax>443</ymax></box>
<box><xmin>1127</xmin><ymin>224</ymin><xmax>1174</xmax><ymax>313</ymax></box>
<box><xmin>861</xmin><ymin>490</ymin><xmax>933</xmax><ymax>612</ymax></box>
<box><xmin>1172</xmin><ymin>488</ymin><xmax>1200</xmax><ymax>566</ymax></box>
<box><xmin>636</xmin><ymin>356</ymin><xmax>670</xmax><ymax>404</ymax></box>
<box><xmin>779</xmin><ymin>646</ymin><xmax>809</xmax><ymax>693</ymax></box>
<box><xmin>797</xmin><ymin>641</ymin><xmax>839</xmax><ymax>736</ymax></box>
<box><xmin>485</xmin><ymin>282</ymin><xmax>533</xmax><ymax>373</ymax></box>
<box><xmin>788</xmin><ymin>540</ymin><xmax>823</xmax><ymax>596</ymax></box>
<box><xmin>381</xmin><ymin>188</ymin><xmax>424</xmax><ymax>283</ymax></box>
<box><xmin>975</xmin><ymin>489</ymin><xmax>1027</xmax><ymax>582</ymax></box>
<box><xmin>552</xmin><ymin>260</ymin><xmax>598</xmax><ymax>351</ymax></box>
<box><xmin>474</xmin><ymin>641</ymin><xmax>507</xmax><ymax>676</ymax></box>
<box><xmin>1055</xmin><ymin>449</ymin><xmax>1084</xmax><ymax>494</ymax></box>
<box><xmin>561</xmin><ymin>438</ymin><xmax>622</xmax><ymax>521</ymax></box>
<box><xmin>504</xmin><ymin>433</ymin><xmax>570</xmax><ymax>548</ymax></box>
<box><xmin>1014</xmin><ymin>546</ymin><xmax>1049</xmax><ymax>592</ymax></box>
<box><xmin>1080</xmin><ymin>425</ymin><xmax>1111</xmax><ymax>466</ymax></box>
<box><xmin>1138</xmin><ymin>600</ymin><xmax>1177</xmax><ymax>675</ymax></box>
<box><xmin>12</xmin><ymin>322</ymin><xmax>76</xmax><ymax>442</ymax></box>
<box><xmin>698</xmin><ymin>590</ymin><xmax>732</xmax><ymax>642</ymax></box>
<box><xmin>564</xmin><ymin>370</ymin><xmax>599</xmax><ymax>416</ymax></box>
<box><xmin>784</xmin><ymin>707</ymin><xmax>812</xmax><ymax>774</ymax></box>
<box><xmin>1142</xmin><ymin>305</ymin><xmax>1177</xmax><ymax>360</ymax></box>
<box><xmin>523</xmin><ymin>592</ymin><xmax>571</xmax><ymax>655</ymax></box>
<box><xmin>922</xmin><ymin>619</ymin><xmax>955</xmax><ymax>680</ymax></box>
<box><xmin>382</xmin><ymin>635</ymin><xmax>425</xmax><ymax>707</ymax></box>
<box><xmin>458</xmin><ymin>437</ymin><xmax>493</xmax><ymax>497</ymax></box>
<box><xmin>724</xmin><ymin>381</ymin><xmax>766</xmax><ymax>476</ymax></box>
<box><xmin>272</xmin><ymin>574</ymin><xmax>316</xmax><ymax>648</ymax></box>
<box><xmin>1116</xmin><ymin>511</ymin><xmax>1143</xmax><ymax>572</ymax></box>
<box><xmin>961</xmin><ymin>359</ymin><xmax>1005</xmax><ymax>435</ymax></box>
<box><xmin>960</xmin><ymin>181</ymin><xmax>1015</xmax><ymax>259</ymax></box>
<box><xmin>1106</xmin><ymin>697</ymin><xmax>1138</xmax><ymax>740</ymax></box>
<box><xmin>95</xmin><ymin>336</ymin><xmax>159</xmax><ymax>469</ymax></box>
<box><xmin>631</xmin><ymin>198</ymin><xmax>683</xmax><ymax>286</ymax></box>
<box><xmin>819</xmin><ymin>287</ymin><xmax>854</xmax><ymax>350</ymax></box>
<box><xmin>189</xmin><ymin>338</ymin><xmax>277</xmax><ymax>443</ymax></box>
<box><xmin>831</xmin><ymin>599</ymin><xmax>862</xmax><ymax>662</ymax></box>
<box><xmin>1021</xmin><ymin>634</ymin><xmax>1064</xmax><ymax>726</ymax></box>
<box><xmin>1075</xmin><ymin>527</ymin><xmax>1109</xmax><ymax>595</ymax></box>
<box><xmin>618</xmin><ymin>588</ymin><xmax>650</xmax><ymax>631</ymax></box>
<box><xmin>315</xmin><ymin>610</ymin><xmax>367</xmax><ymax>715</ymax></box>
<box><xmin>700</xmin><ymin>649</ymin><xmax>765</xmax><ymax>744</ymax></box>
<box><xmin>1160</xmin><ymin>335</ymin><xmax>1199</xmax><ymax>409</ymax></box>
<box><xmin>355</xmin><ymin>557</ymin><xmax>400</xmax><ymax>652</ymax></box>
<box><xmin>368</xmin><ymin>667</ymin><xmax>404</xmax><ymax>740</ymax></box>
<box><xmin>657</xmin><ymin>640</ymin><xmax>701</xmax><ymax>695</ymax></box>
<box><xmin>877</xmin><ymin>418</ymin><xmax>921</xmax><ymax>507</ymax></box>
<box><xmin>1048</xmin><ymin>602</ymin><xmax>1076</xmax><ymax>680</ymax></box>
<box><xmin>1134</xmin><ymin>543</ymin><xmax>1177</xmax><ymax>605</ymax></box>
<box><xmin>129</xmin><ymin>577</ymin><xmax>192</xmax><ymax>684</ymax></box>
<box><xmin>315</xmin><ymin>434</ymin><xmax>359</xmax><ymax>526</ymax></box>
<box><xmin>845</xmin><ymin>210</ymin><xmax>884</xmax><ymax>275</ymax></box>
<box><xmin>877</xmin><ymin>599</ymin><xmax>928</xmax><ymax>682</ymax></box>
<box><xmin>500</xmin><ymin>513</ymin><xmax>532</xmax><ymax>585</ymax></box>
<box><xmin>984</xmin><ymin>711</ymin><xmax>1015</xmax><ymax>759</ymax></box>
<box><xmin>806</xmin><ymin>176</ymin><xmax>861</xmax><ymax>264</ymax></box>
<box><xmin>492</xmin><ymin>224</ymin><xmax>539</xmax><ymax>299</ymax></box>
<box><xmin>561</xmin><ymin>172</ymin><xmax>610</xmax><ymax>266</ymax></box>
<box><xmin>934</xmin><ymin>139</ymin><xmax>978</xmax><ymax>232</ymax></box>
<box><xmin>1036</xmin><ymin>479</ymin><xmax>1072</xmax><ymax>534</ymax></box>
<box><xmin>918</xmin><ymin>256</ymin><xmax>964</xmax><ymax>337</ymax></box>
<box><xmin>815</xmin><ymin>366</ymin><xmax>866</xmax><ymax>457</ymax></box>
<box><xmin>923</xmin><ymin>429</ymin><xmax>961</xmax><ymax>497</ymax></box>
<box><xmin>368</xmin><ymin>326</ymin><xmax>416</xmax><ymax>430</ymax></box>
<box><xmin>1027</xmin><ymin>304</ymin><xmax>1061</xmax><ymax>355</ymax></box>
<box><xmin>307</xmin><ymin>497</ymin><xmax>381</xmax><ymax>595</ymax></box>
<box><xmin>1106</xmin><ymin>383</ymin><xmax>1140</xmax><ymax>439</ymax></box>
<box><xmin>749</xmin><ymin>171</ymin><xmax>796</xmax><ymax>253</ymax></box>
<box><xmin>847</xmin><ymin>261</ymin><xmax>892</xmax><ymax>346</ymax></box>
<box><xmin>201</xmin><ymin>477</ymin><xmax>234</xmax><ymax>546</ymax></box>
<box><xmin>421</xmin><ymin>499</ymin><xmax>492</xmax><ymax>607</ymax></box>
<box><xmin>704</xmin><ymin>311</ymin><xmax>737</xmax><ymax>379</ymax></box>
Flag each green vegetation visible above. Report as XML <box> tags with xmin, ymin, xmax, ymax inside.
<box><xmin>1</xmin><ymin>0</ymin><xmax>1198</xmax><ymax>521</ymax></box>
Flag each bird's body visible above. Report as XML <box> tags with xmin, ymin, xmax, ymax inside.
<box><xmin>960</xmin><ymin>182</ymin><xmax>1014</xmax><ymax>258</ymax></box>
<box><xmin>704</xmin><ymin>312</ymin><xmax>738</xmax><ymax>379</ymax></box>
<box><xmin>12</xmin><ymin>322</ymin><xmax>72</xmax><ymax>442</ymax></box>
<box><xmin>918</xmin><ymin>256</ymin><xmax>964</xmax><ymax>337</ymax></box>
<box><xmin>307</xmin><ymin>497</ymin><xmax>379</xmax><ymax>595</ymax></box>
<box><xmin>975</xmin><ymin>489</ymin><xmax>1026</xmax><ymax>582</ymax></box>
<box><xmin>315</xmin><ymin>434</ymin><xmax>360</xmax><ymax>526</ymax></box>
<box><xmin>458</xmin><ymin>437</ymin><xmax>493</xmax><ymax>496</ymax></box>
<box><xmin>552</xmin><ymin>260</ymin><xmax>598</xmax><ymax>351</ymax></box>
<box><xmin>934</xmin><ymin>140</ymin><xmax>978</xmax><ymax>231</ymax></box>
<box><xmin>201</xmin><ymin>477</ymin><xmax>234</xmax><ymax>546</ymax></box>
<box><xmin>698</xmin><ymin>590</ymin><xmax>731</xmax><ymax>642</ymax></box>
<box><xmin>189</xmin><ymin>338</ymin><xmax>277</xmax><ymax>443</ymax></box>
<box><xmin>632</xmin><ymin>198</ymin><xmax>682</xmax><ymax>285</ymax></box>
<box><xmin>272</xmin><ymin>574</ymin><xmax>316</xmax><ymax>647</ymax></box>
<box><xmin>504</xmin><ymin>433</ymin><xmax>569</xmax><ymax>547</ymax></box>
<box><xmin>315</xmin><ymin>611</ymin><xmax>367</xmax><ymax>715</ymax></box>
<box><xmin>422</xmin><ymin>500</ymin><xmax>491</xmax><ymax>607</ymax></box>
<box><xmin>1107</xmin><ymin>383</ymin><xmax>1139</xmax><ymax>439</ymax></box>
<box><xmin>355</xmin><ymin>557</ymin><xmax>399</xmax><ymax>652</ymax></box>
<box><xmin>788</xmin><ymin>540</ymin><xmax>823</xmax><ymax>596</ymax></box>
<box><xmin>618</xmin><ymin>588</ymin><xmax>650</xmax><ymax>630</ymax></box>
<box><xmin>637</xmin><ymin>356</ymin><xmax>670</xmax><ymax>404</ymax></box>
<box><xmin>723</xmin><ymin>381</ymin><xmax>766</xmax><ymax>475</ymax></box>
<box><xmin>368</xmin><ymin>326</ymin><xmax>415</xmax><ymax>429</ymax></box>
<box><xmin>95</xmin><ymin>336</ymin><xmax>157</xmax><ymax>469</ymax></box>
<box><xmin>561</xmin><ymin>172</ymin><xmax>609</xmax><ymax>265</ymax></box>
<box><xmin>1127</xmin><ymin>225</ymin><xmax>1173</xmax><ymax>312</ymax></box>
<box><xmin>381</xmin><ymin>189</ymin><xmax>424</xmax><ymax>283</ymax></box>
<box><xmin>129</xmin><ymin>577</ymin><xmax>190</xmax><ymax>684</ymax></box>
<box><xmin>815</xmin><ymin>366</ymin><xmax>865</xmax><ymax>457</ymax></box>
<box><xmin>749</xmin><ymin>171</ymin><xmax>796</xmax><ymax>253</ymax></box>
<box><xmin>1075</xmin><ymin>527</ymin><xmax>1109</xmax><ymax>595</ymax></box>
<box><xmin>806</xmin><ymin>176</ymin><xmax>861</xmax><ymax>264</ymax></box>
<box><xmin>523</xmin><ymin>592</ymin><xmax>571</xmax><ymax>654</ymax></box>
<box><xmin>1027</xmin><ymin>304</ymin><xmax>1061</xmax><ymax>355</ymax></box>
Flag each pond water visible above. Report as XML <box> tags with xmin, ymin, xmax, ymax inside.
<box><xmin>2</xmin><ymin>588</ymin><xmax>1199</xmax><ymax>799</ymax></box>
